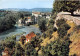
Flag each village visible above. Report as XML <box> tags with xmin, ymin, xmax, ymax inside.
<box><xmin>2</xmin><ymin>12</ymin><xmax>52</xmax><ymax>56</ymax></box>
<box><xmin>18</xmin><ymin>12</ymin><xmax>52</xmax><ymax>26</ymax></box>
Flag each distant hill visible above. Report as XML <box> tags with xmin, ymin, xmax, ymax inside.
<box><xmin>0</xmin><ymin>8</ymin><xmax>52</xmax><ymax>12</ymax></box>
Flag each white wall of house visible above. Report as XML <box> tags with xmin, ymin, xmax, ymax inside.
<box><xmin>32</xmin><ymin>14</ymin><xmax>39</xmax><ymax>17</ymax></box>
<box><xmin>46</xmin><ymin>16</ymin><xmax>50</xmax><ymax>19</ymax></box>
<box><xmin>39</xmin><ymin>15</ymin><xmax>42</xmax><ymax>17</ymax></box>
<box><xmin>25</xmin><ymin>19</ymin><xmax>32</xmax><ymax>24</ymax></box>
<box><xmin>19</xmin><ymin>19</ymin><xmax>22</xmax><ymax>24</ymax></box>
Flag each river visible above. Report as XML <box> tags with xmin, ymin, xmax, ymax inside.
<box><xmin>0</xmin><ymin>25</ymin><xmax>41</xmax><ymax>41</ymax></box>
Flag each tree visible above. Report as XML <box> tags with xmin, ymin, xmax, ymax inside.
<box><xmin>0</xmin><ymin>11</ymin><xmax>17</xmax><ymax>32</ymax></box>
<box><xmin>20</xmin><ymin>36</ymin><xmax>26</xmax><ymax>45</ymax></box>
<box><xmin>15</xmin><ymin>43</ymin><xmax>24</xmax><ymax>56</ymax></box>
<box><xmin>56</xmin><ymin>19</ymin><xmax>70</xmax><ymax>38</ymax></box>
<box><xmin>41</xmin><ymin>37</ymin><xmax>70</xmax><ymax>56</ymax></box>
<box><xmin>57</xmin><ymin>27</ymin><xmax>67</xmax><ymax>38</ymax></box>
<box><xmin>38</xmin><ymin>18</ymin><xmax>47</xmax><ymax>32</ymax></box>
<box><xmin>53</xmin><ymin>0</ymin><xmax>80</xmax><ymax>15</ymax></box>
<box><xmin>56</xmin><ymin>19</ymin><xmax>66</xmax><ymax>27</ymax></box>
<box><xmin>49</xmin><ymin>19</ymin><xmax>55</xmax><ymax>25</ymax></box>
<box><xmin>25</xmin><ymin>42</ymin><xmax>38</xmax><ymax>56</ymax></box>
<box><xmin>31</xmin><ymin>15</ymin><xmax>35</xmax><ymax>24</ymax></box>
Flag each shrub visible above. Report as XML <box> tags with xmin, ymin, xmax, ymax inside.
<box><xmin>20</xmin><ymin>36</ymin><xmax>26</xmax><ymax>45</ymax></box>
<box><xmin>56</xmin><ymin>19</ymin><xmax>70</xmax><ymax>38</ymax></box>
<box><xmin>53</xmin><ymin>27</ymin><xmax>57</xmax><ymax>32</ymax></box>
<box><xmin>41</xmin><ymin>36</ymin><xmax>70</xmax><ymax>56</ymax></box>
<box><xmin>57</xmin><ymin>27</ymin><xmax>67</xmax><ymax>38</ymax></box>
<box><xmin>38</xmin><ymin>18</ymin><xmax>47</xmax><ymax>32</ymax></box>
<box><xmin>49</xmin><ymin>19</ymin><xmax>55</xmax><ymax>25</ymax></box>
<box><xmin>56</xmin><ymin>19</ymin><xmax>66</xmax><ymax>27</ymax></box>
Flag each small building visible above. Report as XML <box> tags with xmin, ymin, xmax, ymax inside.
<box><xmin>32</xmin><ymin>12</ymin><xmax>41</xmax><ymax>17</ymax></box>
<box><xmin>32</xmin><ymin>12</ymin><xmax>42</xmax><ymax>23</ymax></box>
<box><xmin>25</xmin><ymin>17</ymin><xmax>32</xmax><ymax>24</ymax></box>
<box><xmin>2</xmin><ymin>47</ymin><xmax>11</xmax><ymax>56</ymax></box>
<box><xmin>42</xmin><ymin>12</ymin><xmax>52</xmax><ymax>20</ymax></box>
<box><xmin>25</xmin><ymin>32</ymin><xmax>36</xmax><ymax>43</ymax></box>
<box><xmin>46</xmin><ymin>13</ymin><xmax>51</xmax><ymax>19</ymax></box>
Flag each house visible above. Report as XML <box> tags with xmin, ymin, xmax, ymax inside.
<box><xmin>25</xmin><ymin>32</ymin><xmax>36</xmax><ymax>43</ymax></box>
<box><xmin>2</xmin><ymin>47</ymin><xmax>11</xmax><ymax>56</ymax></box>
<box><xmin>25</xmin><ymin>17</ymin><xmax>32</xmax><ymax>24</ymax></box>
<box><xmin>32</xmin><ymin>12</ymin><xmax>41</xmax><ymax>17</ymax></box>
<box><xmin>41</xmin><ymin>12</ymin><xmax>52</xmax><ymax>20</ymax></box>
<box><xmin>19</xmin><ymin>32</ymin><xmax>36</xmax><ymax>45</ymax></box>
<box><xmin>17</xmin><ymin>17</ymin><xmax>32</xmax><ymax>26</ymax></box>
<box><xmin>32</xmin><ymin>12</ymin><xmax>42</xmax><ymax>23</ymax></box>
<box><xmin>46</xmin><ymin>13</ymin><xmax>51</xmax><ymax>19</ymax></box>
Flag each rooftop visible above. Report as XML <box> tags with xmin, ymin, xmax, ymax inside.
<box><xmin>26</xmin><ymin>32</ymin><xmax>36</xmax><ymax>40</ymax></box>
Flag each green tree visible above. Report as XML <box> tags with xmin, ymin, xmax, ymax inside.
<box><xmin>0</xmin><ymin>11</ymin><xmax>17</xmax><ymax>32</ymax></box>
<box><xmin>56</xmin><ymin>19</ymin><xmax>66</xmax><ymax>27</ymax></box>
<box><xmin>20</xmin><ymin>36</ymin><xmax>26</xmax><ymax>45</ymax></box>
<box><xmin>31</xmin><ymin>15</ymin><xmax>35</xmax><ymax>24</ymax></box>
<box><xmin>25</xmin><ymin>42</ymin><xmax>38</xmax><ymax>56</ymax></box>
<box><xmin>0</xmin><ymin>35</ymin><xmax>16</xmax><ymax>56</ymax></box>
<box><xmin>53</xmin><ymin>0</ymin><xmax>80</xmax><ymax>15</ymax></box>
<box><xmin>38</xmin><ymin>18</ymin><xmax>47</xmax><ymax>32</ymax></box>
<box><xmin>41</xmin><ymin>36</ymin><xmax>70</xmax><ymax>56</ymax></box>
<box><xmin>56</xmin><ymin>19</ymin><xmax>70</xmax><ymax>38</ymax></box>
<box><xmin>15</xmin><ymin>43</ymin><xmax>24</xmax><ymax>56</ymax></box>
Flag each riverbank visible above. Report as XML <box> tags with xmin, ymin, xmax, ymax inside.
<box><xmin>0</xmin><ymin>25</ymin><xmax>41</xmax><ymax>41</ymax></box>
<box><xmin>30</xmin><ymin>24</ymin><xmax>39</xmax><ymax>28</ymax></box>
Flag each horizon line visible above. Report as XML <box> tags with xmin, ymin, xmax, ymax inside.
<box><xmin>0</xmin><ymin>7</ymin><xmax>53</xmax><ymax>9</ymax></box>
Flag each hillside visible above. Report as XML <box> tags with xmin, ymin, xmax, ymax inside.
<box><xmin>54</xmin><ymin>12</ymin><xmax>80</xmax><ymax>56</ymax></box>
<box><xmin>39</xmin><ymin>12</ymin><xmax>80</xmax><ymax>56</ymax></box>
<box><xmin>0</xmin><ymin>8</ymin><xmax>52</xmax><ymax>12</ymax></box>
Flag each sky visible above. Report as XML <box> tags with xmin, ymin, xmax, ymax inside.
<box><xmin>0</xmin><ymin>0</ymin><xmax>54</xmax><ymax>9</ymax></box>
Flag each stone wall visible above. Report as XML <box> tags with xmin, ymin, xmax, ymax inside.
<box><xmin>54</xmin><ymin>12</ymin><xmax>80</xmax><ymax>28</ymax></box>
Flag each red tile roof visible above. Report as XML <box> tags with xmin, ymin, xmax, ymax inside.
<box><xmin>26</xmin><ymin>32</ymin><xmax>36</xmax><ymax>40</ymax></box>
<box><xmin>27</xmin><ymin>17</ymin><xmax>31</xmax><ymax>19</ymax></box>
<box><xmin>32</xmin><ymin>12</ymin><xmax>41</xmax><ymax>14</ymax></box>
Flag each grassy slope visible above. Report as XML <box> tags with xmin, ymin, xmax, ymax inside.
<box><xmin>40</xmin><ymin>20</ymin><xmax>80</xmax><ymax>56</ymax></box>
<box><xmin>67</xmin><ymin>20</ymin><xmax>80</xmax><ymax>56</ymax></box>
<box><xmin>40</xmin><ymin>31</ymin><xmax>58</xmax><ymax>47</ymax></box>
